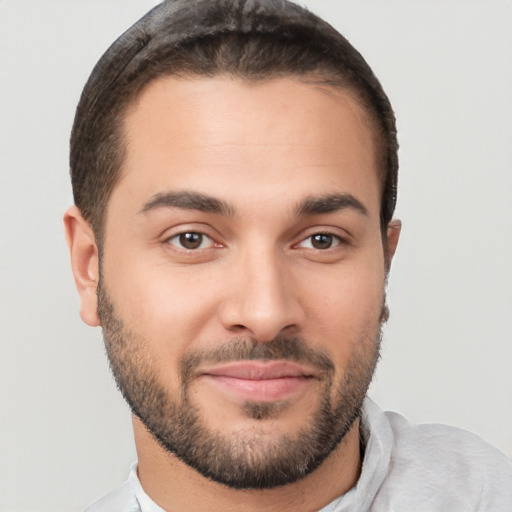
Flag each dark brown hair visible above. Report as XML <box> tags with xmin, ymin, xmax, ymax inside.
<box><xmin>70</xmin><ymin>0</ymin><xmax>398</xmax><ymax>242</ymax></box>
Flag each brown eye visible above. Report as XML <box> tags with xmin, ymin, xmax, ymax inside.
<box><xmin>179</xmin><ymin>232</ymin><xmax>203</xmax><ymax>249</ymax></box>
<box><xmin>297</xmin><ymin>232</ymin><xmax>342</xmax><ymax>250</ymax></box>
<box><xmin>167</xmin><ymin>232</ymin><xmax>214</xmax><ymax>250</ymax></box>
<box><xmin>311</xmin><ymin>233</ymin><xmax>335</xmax><ymax>249</ymax></box>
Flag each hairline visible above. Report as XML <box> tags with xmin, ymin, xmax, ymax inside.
<box><xmin>94</xmin><ymin>70</ymin><xmax>389</xmax><ymax>249</ymax></box>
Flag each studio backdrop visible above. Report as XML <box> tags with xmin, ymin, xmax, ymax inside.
<box><xmin>0</xmin><ymin>1</ymin><xmax>511</xmax><ymax>511</ymax></box>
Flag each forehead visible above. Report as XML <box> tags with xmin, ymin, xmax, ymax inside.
<box><xmin>113</xmin><ymin>75</ymin><xmax>380</xmax><ymax>219</ymax></box>
<box><xmin>123</xmin><ymin>75</ymin><xmax>376</xmax><ymax>151</ymax></box>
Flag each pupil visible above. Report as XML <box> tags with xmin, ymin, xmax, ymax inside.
<box><xmin>312</xmin><ymin>234</ymin><xmax>332</xmax><ymax>249</ymax></box>
<box><xmin>180</xmin><ymin>232</ymin><xmax>202</xmax><ymax>249</ymax></box>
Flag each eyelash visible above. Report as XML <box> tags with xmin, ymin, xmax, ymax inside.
<box><xmin>165</xmin><ymin>230</ymin><xmax>346</xmax><ymax>252</ymax></box>
<box><xmin>165</xmin><ymin>231</ymin><xmax>217</xmax><ymax>251</ymax></box>
<box><xmin>296</xmin><ymin>232</ymin><xmax>344</xmax><ymax>250</ymax></box>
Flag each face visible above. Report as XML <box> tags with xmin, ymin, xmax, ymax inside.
<box><xmin>70</xmin><ymin>76</ymin><xmax>398</xmax><ymax>489</ymax></box>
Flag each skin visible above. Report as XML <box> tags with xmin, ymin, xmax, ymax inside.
<box><xmin>65</xmin><ymin>76</ymin><xmax>400</xmax><ymax>512</ymax></box>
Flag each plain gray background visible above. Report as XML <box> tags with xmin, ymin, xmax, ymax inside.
<box><xmin>1</xmin><ymin>1</ymin><xmax>511</xmax><ymax>511</ymax></box>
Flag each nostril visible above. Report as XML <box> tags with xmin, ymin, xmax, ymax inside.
<box><xmin>228</xmin><ymin>324</ymin><xmax>248</xmax><ymax>333</ymax></box>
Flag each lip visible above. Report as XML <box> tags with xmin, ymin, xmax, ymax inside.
<box><xmin>198</xmin><ymin>361</ymin><xmax>316</xmax><ymax>402</ymax></box>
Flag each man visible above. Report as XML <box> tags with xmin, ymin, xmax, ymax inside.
<box><xmin>64</xmin><ymin>0</ymin><xmax>512</xmax><ymax>510</ymax></box>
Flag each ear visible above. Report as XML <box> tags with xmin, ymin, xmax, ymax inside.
<box><xmin>386</xmin><ymin>219</ymin><xmax>402</xmax><ymax>263</ymax></box>
<box><xmin>64</xmin><ymin>206</ymin><xmax>100</xmax><ymax>327</ymax></box>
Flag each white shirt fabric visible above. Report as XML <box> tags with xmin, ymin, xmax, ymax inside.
<box><xmin>85</xmin><ymin>398</ymin><xmax>512</xmax><ymax>512</ymax></box>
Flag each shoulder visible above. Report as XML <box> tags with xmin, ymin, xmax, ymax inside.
<box><xmin>385</xmin><ymin>409</ymin><xmax>512</xmax><ymax>474</ymax></box>
<box><xmin>379</xmin><ymin>408</ymin><xmax>512</xmax><ymax>510</ymax></box>
<box><xmin>84</xmin><ymin>478</ymin><xmax>140</xmax><ymax>512</ymax></box>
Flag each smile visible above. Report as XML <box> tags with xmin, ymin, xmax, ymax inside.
<box><xmin>198</xmin><ymin>361</ymin><xmax>316</xmax><ymax>402</ymax></box>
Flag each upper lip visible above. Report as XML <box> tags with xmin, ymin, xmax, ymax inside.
<box><xmin>199</xmin><ymin>361</ymin><xmax>316</xmax><ymax>380</ymax></box>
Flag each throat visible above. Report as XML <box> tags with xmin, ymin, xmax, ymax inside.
<box><xmin>133</xmin><ymin>414</ymin><xmax>362</xmax><ymax>512</ymax></box>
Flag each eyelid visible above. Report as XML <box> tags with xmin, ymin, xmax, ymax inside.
<box><xmin>293</xmin><ymin>227</ymin><xmax>350</xmax><ymax>248</ymax></box>
<box><xmin>296</xmin><ymin>233</ymin><xmax>343</xmax><ymax>250</ymax></box>
<box><xmin>160</xmin><ymin>224</ymin><xmax>224</xmax><ymax>251</ymax></box>
<box><xmin>165</xmin><ymin>231</ymin><xmax>215</xmax><ymax>250</ymax></box>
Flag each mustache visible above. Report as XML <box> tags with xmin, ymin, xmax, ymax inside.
<box><xmin>179</xmin><ymin>335</ymin><xmax>335</xmax><ymax>384</ymax></box>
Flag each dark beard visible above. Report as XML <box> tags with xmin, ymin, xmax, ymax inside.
<box><xmin>97</xmin><ymin>282</ymin><xmax>382</xmax><ymax>489</ymax></box>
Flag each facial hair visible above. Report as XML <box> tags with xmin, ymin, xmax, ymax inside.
<box><xmin>97</xmin><ymin>281</ymin><xmax>383</xmax><ymax>490</ymax></box>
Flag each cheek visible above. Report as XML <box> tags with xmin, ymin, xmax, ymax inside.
<box><xmin>300</xmin><ymin>253</ymin><xmax>386</xmax><ymax>348</ymax></box>
<box><xmin>101</xmin><ymin>250</ymin><xmax>223</xmax><ymax>371</ymax></box>
<box><xmin>305</xmin><ymin>267</ymin><xmax>384</xmax><ymax>395</ymax></box>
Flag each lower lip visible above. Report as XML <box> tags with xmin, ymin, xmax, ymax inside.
<box><xmin>201</xmin><ymin>375</ymin><xmax>312</xmax><ymax>402</ymax></box>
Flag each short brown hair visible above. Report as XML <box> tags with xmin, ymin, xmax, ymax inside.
<box><xmin>70</xmin><ymin>0</ymin><xmax>398</xmax><ymax>242</ymax></box>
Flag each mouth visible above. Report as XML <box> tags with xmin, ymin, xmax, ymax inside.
<box><xmin>197</xmin><ymin>361</ymin><xmax>317</xmax><ymax>402</ymax></box>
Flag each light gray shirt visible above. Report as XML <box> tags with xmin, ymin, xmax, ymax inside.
<box><xmin>85</xmin><ymin>398</ymin><xmax>512</xmax><ymax>511</ymax></box>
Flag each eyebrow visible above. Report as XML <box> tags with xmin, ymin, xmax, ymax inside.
<box><xmin>140</xmin><ymin>190</ymin><xmax>368</xmax><ymax>219</ymax></box>
<box><xmin>295</xmin><ymin>193</ymin><xmax>369</xmax><ymax>217</ymax></box>
<box><xmin>140</xmin><ymin>191</ymin><xmax>235</xmax><ymax>216</ymax></box>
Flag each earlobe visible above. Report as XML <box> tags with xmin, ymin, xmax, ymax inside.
<box><xmin>64</xmin><ymin>206</ymin><xmax>100</xmax><ymax>327</ymax></box>
<box><xmin>386</xmin><ymin>219</ymin><xmax>402</xmax><ymax>263</ymax></box>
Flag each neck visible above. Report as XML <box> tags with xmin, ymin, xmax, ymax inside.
<box><xmin>133</xmin><ymin>415</ymin><xmax>362</xmax><ymax>512</ymax></box>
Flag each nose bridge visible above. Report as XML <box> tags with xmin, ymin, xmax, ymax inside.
<box><xmin>220</xmin><ymin>240</ymin><xmax>303</xmax><ymax>341</ymax></box>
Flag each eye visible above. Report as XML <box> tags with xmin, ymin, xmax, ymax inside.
<box><xmin>298</xmin><ymin>233</ymin><xmax>342</xmax><ymax>250</ymax></box>
<box><xmin>166</xmin><ymin>232</ymin><xmax>214</xmax><ymax>250</ymax></box>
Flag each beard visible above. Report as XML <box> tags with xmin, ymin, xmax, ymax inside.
<box><xmin>97</xmin><ymin>281</ymin><xmax>383</xmax><ymax>490</ymax></box>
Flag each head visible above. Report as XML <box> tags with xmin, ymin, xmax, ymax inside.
<box><xmin>70</xmin><ymin>0</ymin><xmax>398</xmax><ymax>245</ymax></box>
<box><xmin>65</xmin><ymin>0</ymin><xmax>400</xmax><ymax>491</ymax></box>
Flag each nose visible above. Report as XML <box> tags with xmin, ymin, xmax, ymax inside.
<box><xmin>218</xmin><ymin>247</ymin><xmax>305</xmax><ymax>341</ymax></box>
